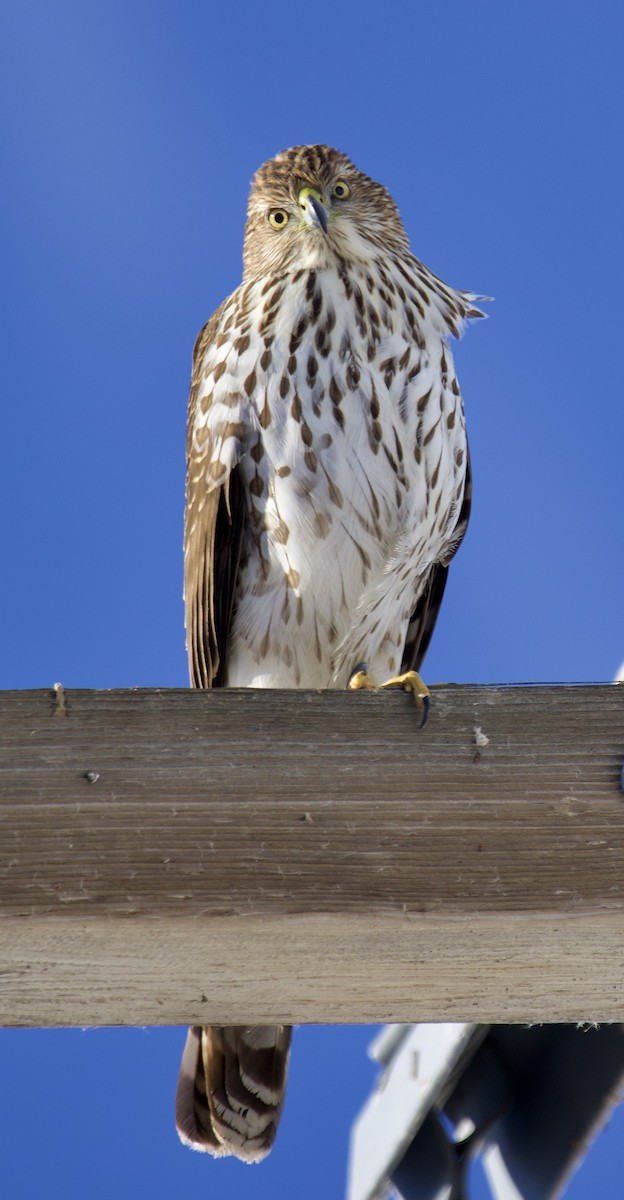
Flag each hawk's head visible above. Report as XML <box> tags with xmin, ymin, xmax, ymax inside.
<box><xmin>243</xmin><ymin>144</ymin><xmax>409</xmax><ymax>279</ymax></box>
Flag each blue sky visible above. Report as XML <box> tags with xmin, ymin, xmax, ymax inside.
<box><xmin>1</xmin><ymin>1</ymin><xmax>623</xmax><ymax>1197</ymax></box>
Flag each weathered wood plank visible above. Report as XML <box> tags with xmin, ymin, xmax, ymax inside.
<box><xmin>0</xmin><ymin>685</ymin><xmax>623</xmax><ymax>1025</ymax></box>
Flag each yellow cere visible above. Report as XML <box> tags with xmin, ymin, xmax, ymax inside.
<box><xmin>297</xmin><ymin>186</ymin><xmax>324</xmax><ymax>210</ymax></box>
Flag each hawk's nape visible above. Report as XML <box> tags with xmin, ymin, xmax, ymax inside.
<box><xmin>179</xmin><ymin>143</ymin><xmax>485</xmax><ymax>1161</ymax></box>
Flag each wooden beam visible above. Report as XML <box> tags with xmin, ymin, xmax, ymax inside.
<box><xmin>0</xmin><ymin>685</ymin><xmax>623</xmax><ymax>1026</ymax></box>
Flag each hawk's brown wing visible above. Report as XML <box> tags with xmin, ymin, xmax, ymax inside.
<box><xmin>184</xmin><ymin>305</ymin><xmax>247</xmax><ymax>689</ymax></box>
<box><xmin>401</xmin><ymin>449</ymin><xmax>472</xmax><ymax>674</ymax></box>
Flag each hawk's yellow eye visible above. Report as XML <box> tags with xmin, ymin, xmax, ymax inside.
<box><xmin>268</xmin><ymin>209</ymin><xmax>289</xmax><ymax>230</ymax></box>
<box><xmin>332</xmin><ymin>181</ymin><xmax>350</xmax><ymax>200</ymax></box>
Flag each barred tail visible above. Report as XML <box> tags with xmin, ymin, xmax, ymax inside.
<box><xmin>176</xmin><ymin>1025</ymin><xmax>292</xmax><ymax>1163</ymax></box>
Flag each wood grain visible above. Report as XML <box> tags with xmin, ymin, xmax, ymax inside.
<box><xmin>0</xmin><ymin>685</ymin><xmax>623</xmax><ymax>1025</ymax></box>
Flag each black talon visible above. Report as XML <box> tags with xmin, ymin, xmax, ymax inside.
<box><xmin>418</xmin><ymin>692</ymin><xmax>431</xmax><ymax>730</ymax></box>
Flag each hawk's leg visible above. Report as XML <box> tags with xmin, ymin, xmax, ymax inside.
<box><xmin>347</xmin><ymin>662</ymin><xmax>430</xmax><ymax>728</ymax></box>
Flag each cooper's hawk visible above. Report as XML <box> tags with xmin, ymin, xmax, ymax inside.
<box><xmin>176</xmin><ymin>144</ymin><xmax>484</xmax><ymax>1162</ymax></box>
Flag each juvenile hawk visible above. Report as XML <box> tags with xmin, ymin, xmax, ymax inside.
<box><xmin>176</xmin><ymin>144</ymin><xmax>484</xmax><ymax>1162</ymax></box>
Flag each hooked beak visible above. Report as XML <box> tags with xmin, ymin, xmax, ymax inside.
<box><xmin>306</xmin><ymin>194</ymin><xmax>329</xmax><ymax>233</ymax></box>
<box><xmin>298</xmin><ymin>187</ymin><xmax>329</xmax><ymax>234</ymax></box>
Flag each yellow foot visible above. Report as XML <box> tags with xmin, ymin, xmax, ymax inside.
<box><xmin>347</xmin><ymin>662</ymin><xmax>377</xmax><ymax>692</ymax></box>
<box><xmin>347</xmin><ymin>663</ymin><xmax>430</xmax><ymax>728</ymax></box>
<box><xmin>380</xmin><ymin>670</ymin><xmax>430</xmax><ymax>728</ymax></box>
